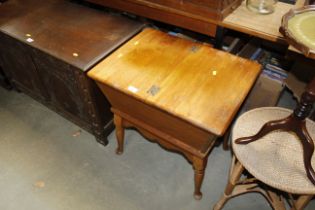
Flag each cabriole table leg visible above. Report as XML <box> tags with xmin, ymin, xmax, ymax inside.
<box><xmin>192</xmin><ymin>157</ymin><xmax>208</xmax><ymax>200</ymax></box>
<box><xmin>114</xmin><ymin>114</ymin><xmax>124</xmax><ymax>155</ymax></box>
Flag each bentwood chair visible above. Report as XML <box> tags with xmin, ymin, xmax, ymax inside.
<box><xmin>214</xmin><ymin>78</ymin><xmax>315</xmax><ymax>210</ymax></box>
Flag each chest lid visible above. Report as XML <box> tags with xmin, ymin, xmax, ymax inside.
<box><xmin>0</xmin><ymin>0</ymin><xmax>145</xmax><ymax>71</ymax></box>
<box><xmin>88</xmin><ymin>28</ymin><xmax>261</xmax><ymax>136</ymax></box>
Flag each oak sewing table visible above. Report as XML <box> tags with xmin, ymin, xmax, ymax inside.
<box><xmin>88</xmin><ymin>28</ymin><xmax>261</xmax><ymax>199</ymax></box>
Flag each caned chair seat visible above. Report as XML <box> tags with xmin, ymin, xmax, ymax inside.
<box><xmin>232</xmin><ymin>107</ymin><xmax>315</xmax><ymax>195</ymax></box>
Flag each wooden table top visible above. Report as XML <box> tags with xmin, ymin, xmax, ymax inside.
<box><xmin>222</xmin><ymin>0</ymin><xmax>305</xmax><ymax>43</ymax></box>
<box><xmin>0</xmin><ymin>0</ymin><xmax>144</xmax><ymax>71</ymax></box>
<box><xmin>88</xmin><ymin>28</ymin><xmax>261</xmax><ymax>136</ymax></box>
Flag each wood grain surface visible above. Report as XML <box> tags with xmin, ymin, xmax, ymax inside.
<box><xmin>222</xmin><ymin>0</ymin><xmax>305</xmax><ymax>43</ymax></box>
<box><xmin>86</xmin><ymin>0</ymin><xmax>242</xmax><ymax>37</ymax></box>
<box><xmin>88</xmin><ymin>28</ymin><xmax>261</xmax><ymax>136</ymax></box>
<box><xmin>0</xmin><ymin>1</ymin><xmax>144</xmax><ymax>71</ymax></box>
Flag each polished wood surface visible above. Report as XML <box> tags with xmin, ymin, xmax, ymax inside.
<box><xmin>86</xmin><ymin>0</ymin><xmax>242</xmax><ymax>36</ymax></box>
<box><xmin>88</xmin><ymin>28</ymin><xmax>261</xmax><ymax>198</ymax></box>
<box><xmin>0</xmin><ymin>1</ymin><xmax>144</xmax><ymax>71</ymax></box>
<box><xmin>222</xmin><ymin>0</ymin><xmax>305</xmax><ymax>43</ymax></box>
<box><xmin>88</xmin><ymin>28</ymin><xmax>261</xmax><ymax>136</ymax></box>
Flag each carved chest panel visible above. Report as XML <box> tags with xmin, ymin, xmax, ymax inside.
<box><xmin>0</xmin><ymin>0</ymin><xmax>144</xmax><ymax>144</ymax></box>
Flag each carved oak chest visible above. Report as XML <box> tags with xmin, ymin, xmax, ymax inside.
<box><xmin>0</xmin><ymin>0</ymin><xmax>144</xmax><ymax>144</ymax></box>
<box><xmin>0</xmin><ymin>0</ymin><xmax>58</xmax><ymax>89</ymax></box>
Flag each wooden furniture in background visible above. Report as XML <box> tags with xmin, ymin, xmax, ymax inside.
<box><xmin>221</xmin><ymin>0</ymin><xmax>305</xmax><ymax>43</ymax></box>
<box><xmin>280</xmin><ymin>5</ymin><xmax>315</xmax><ymax>59</ymax></box>
<box><xmin>0</xmin><ymin>0</ymin><xmax>58</xmax><ymax>26</ymax></box>
<box><xmin>85</xmin><ymin>0</ymin><xmax>242</xmax><ymax>37</ymax></box>
<box><xmin>0</xmin><ymin>0</ymin><xmax>144</xmax><ymax>144</ymax></box>
<box><xmin>88</xmin><ymin>28</ymin><xmax>261</xmax><ymax>199</ymax></box>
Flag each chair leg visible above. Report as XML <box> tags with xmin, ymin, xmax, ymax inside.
<box><xmin>222</xmin><ymin>129</ymin><xmax>230</xmax><ymax>151</ymax></box>
<box><xmin>213</xmin><ymin>156</ymin><xmax>244</xmax><ymax>210</ymax></box>
<box><xmin>213</xmin><ymin>158</ymin><xmax>287</xmax><ymax>210</ymax></box>
<box><xmin>291</xmin><ymin>195</ymin><xmax>313</xmax><ymax>210</ymax></box>
<box><xmin>265</xmin><ymin>189</ymin><xmax>286</xmax><ymax>210</ymax></box>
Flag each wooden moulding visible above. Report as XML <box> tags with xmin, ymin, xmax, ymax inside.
<box><xmin>280</xmin><ymin>5</ymin><xmax>315</xmax><ymax>59</ymax></box>
<box><xmin>85</xmin><ymin>0</ymin><xmax>242</xmax><ymax>36</ymax></box>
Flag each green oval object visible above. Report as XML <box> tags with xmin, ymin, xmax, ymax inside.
<box><xmin>288</xmin><ymin>11</ymin><xmax>315</xmax><ymax>50</ymax></box>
